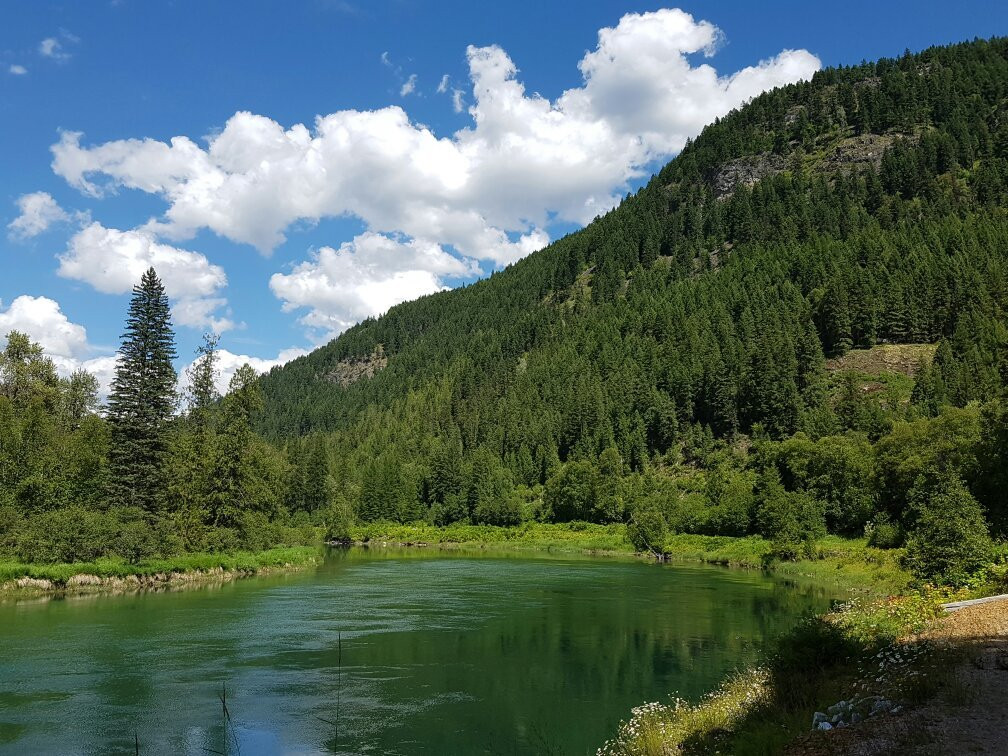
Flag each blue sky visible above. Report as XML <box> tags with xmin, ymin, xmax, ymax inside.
<box><xmin>2</xmin><ymin>1</ymin><xmax>1006</xmax><ymax>394</ymax></box>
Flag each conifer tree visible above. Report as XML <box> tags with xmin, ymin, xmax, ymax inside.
<box><xmin>107</xmin><ymin>268</ymin><xmax>177</xmax><ymax>513</ymax></box>
<box><xmin>206</xmin><ymin>363</ymin><xmax>260</xmax><ymax>526</ymax></box>
<box><xmin>184</xmin><ymin>333</ymin><xmax>220</xmax><ymax>428</ymax></box>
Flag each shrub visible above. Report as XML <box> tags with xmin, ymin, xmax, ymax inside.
<box><xmin>203</xmin><ymin>526</ymin><xmax>241</xmax><ymax>553</ymax></box>
<box><xmin>115</xmin><ymin>519</ymin><xmax>159</xmax><ymax>564</ymax></box>
<box><xmin>627</xmin><ymin>499</ymin><xmax>668</xmax><ymax>554</ymax></box>
<box><xmin>14</xmin><ymin>506</ymin><xmax>115</xmax><ymax>563</ymax></box>
<box><xmin>473</xmin><ymin>493</ymin><xmax>523</xmax><ymax>526</ymax></box>
<box><xmin>903</xmin><ymin>475</ymin><xmax>993</xmax><ymax>586</ymax></box>
<box><xmin>0</xmin><ymin>504</ymin><xmax>21</xmax><ymax>554</ymax></box>
<box><xmin>866</xmin><ymin>513</ymin><xmax>902</xmax><ymax>548</ymax></box>
<box><xmin>431</xmin><ymin>493</ymin><xmax>469</xmax><ymax>526</ymax></box>
<box><xmin>322</xmin><ymin>497</ymin><xmax>356</xmax><ymax>542</ymax></box>
<box><xmin>544</xmin><ymin>460</ymin><xmax>599</xmax><ymax>522</ymax></box>
<box><xmin>238</xmin><ymin>510</ymin><xmax>273</xmax><ymax>552</ymax></box>
<box><xmin>702</xmin><ymin>467</ymin><xmax>755</xmax><ymax>536</ymax></box>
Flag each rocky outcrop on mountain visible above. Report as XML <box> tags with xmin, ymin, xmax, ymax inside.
<box><xmin>819</xmin><ymin>132</ymin><xmax>917</xmax><ymax>174</ymax></box>
<box><xmin>325</xmin><ymin>346</ymin><xmax>388</xmax><ymax>387</ymax></box>
<box><xmin>708</xmin><ymin>153</ymin><xmax>787</xmax><ymax>198</ymax></box>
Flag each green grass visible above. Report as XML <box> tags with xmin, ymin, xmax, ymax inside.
<box><xmin>658</xmin><ymin>533</ymin><xmax>911</xmax><ymax>594</ymax></box>
<box><xmin>348</xmin><ymin>523</ymin><xmax>912</xmax><ymax>594</ymax></box>
<box><xmin>0</xmin><ymin>546</ymin><xmax>321</xmax><ymax>586</ymax></box>
<box><xmin>347</xmin><ymin>521</ymin><xmax>637</xmax><ymax>555</ymax></box>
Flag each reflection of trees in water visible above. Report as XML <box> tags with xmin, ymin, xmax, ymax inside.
<box><xmin>1</xmin><ymin>559</ymin><xmax>830</xmax><ymax>755</ymax></box>
<box><xmin>310</xmin><ymin>563</ymin><xmax>831</xmax><ymax>753</ymax></box>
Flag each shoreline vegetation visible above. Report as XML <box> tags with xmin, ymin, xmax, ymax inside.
<box><xmin>0</xmin><ymin>523</ymin><xmax>911</xmax><ymax>597</ymax></box>
<box><xmin>0</xmin><ymin>545</ymin><xmax>322</xmax><ymax>598</ymax></box>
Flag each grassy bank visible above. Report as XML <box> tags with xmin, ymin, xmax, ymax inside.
<box><xmin>660</xmin><ymin>534</ymin><xmax>912</xmax><ymax>595</ymax></box>
<box><xmin>599</xmin><ymin>590</ymin><xmax>955</xmax><ymax>755</ymax></box>
<box><xmin>0</xmin><ymin>545</ymin><xmax>322</xmax><ymax>593</ymax></box>
<box><xmin>600</xmin><ymin>559</ymin><xmax>1008</xmax><ymax>754</ymax></box>
<box><xmin>348</xmin><ymin>522</ymin><xmax>910</xmax><ymax>594</ymax></box>
<box><xmin>346</xmin><ymin>521</ymin><xmax>636</xmax><ymax>555</ymax></box>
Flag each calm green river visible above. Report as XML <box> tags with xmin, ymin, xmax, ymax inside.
<box><xmin>0</xmin><ymin>548</ymin><xmax>833</xmax><ymax>754</ymax></box>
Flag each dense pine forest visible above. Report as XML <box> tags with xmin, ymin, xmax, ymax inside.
<box><xmin>3</xmin><ymin>38</ymin><xmax>1008</xmax><ymax>583</ymax></box>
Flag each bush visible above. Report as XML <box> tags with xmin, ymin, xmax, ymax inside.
<box><xmin>238</xmin><ymin>510</ymin><xmax>273</xmax><ymax>552</ymax></box>
<box><xmin>627</xmin><ymin>499</ymin><xmax>668</xmax><ymax>554</ymax></box>
<box><xmin>0</xmin><ymin>504</ymin><xmax>21</xmax><ymax>553</ymax></box>
<box><xmin>866</xmin><ymin>513</ymin><xmax>902</xmax><ymax>548</ymax></box>
<box><xmin>903</xmin><ymin>475</ymin><xmax>993</xmax><ymax>586</ymax></box>
<box><xmin>322</xmin><ymin>498</ymin><xmax>356</xmax><ymax>542</ymax></box>
<box><xmin>702</xmin><ymin>468</ymin><xmax>755</xmax><ymax>536</ymax></box>
<box><xmin>544</xmin><ymin>460</ymin><xmax>599</xmax><ymax>522</ymax></box>
<box><xmin>473</xmin><ymin>493</ymin><xmax>523</xmax><ymax>526</ymax></box>
<box><xmin>203</xmin><ymin>527</ymin><xmax>241</xmax><ymax>553</ymax></box>
<box><xmin>14</xmin><ymin>506</ymin><xmax>115</xmax><ymax>563</ymax></box>
<box><xmin>112</xmin><ymin>507</ymin><xmax>159</xmax><ymax>564</ymax></box>
<box><xmin>431</xmin><ymin>493</ymin><xmax>469</xmax><ymax>526</ymax></box>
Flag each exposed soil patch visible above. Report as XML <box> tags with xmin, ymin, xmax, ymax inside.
<box><xmin>825</xmin><ymin>343</ymin><xmax>937</xmax><ymax>377</ymax></box>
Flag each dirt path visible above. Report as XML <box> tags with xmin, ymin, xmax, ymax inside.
<box><xmin>789</xmin><ymin>598</ymin><xmax>1008</xmax><ymax>755</ymax></box>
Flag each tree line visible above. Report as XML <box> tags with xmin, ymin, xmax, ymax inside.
<box><xmin>0</xmin><ymin>269</ymin><xmax>324</xmax><ymax>564</ymax></box>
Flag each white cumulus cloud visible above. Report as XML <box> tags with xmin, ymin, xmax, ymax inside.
<box><xmin>0</xmin><ymin>295</ymin><xmax>117</xmax><ymax>398</ymax></box>
<box><xmin>9</xmin><ymin>64</ymin><xmax>27</xmax><ymax>75</ymax></box>
<box><xmin>0</xmin><ymin>295</ymin><xmax>90</xmax><ymax>359</ymax></box>
<box><xmin>270</xmin><ymin>231</ymin><xmax>477</xmax><ymax>339</ymax></box>
<box><xmin>8</xmin><ymin>192</ymin><xmax>72</xmax><ymax>238</ymax></box>
<box><xmin>400</xmin><ymin>73</ymin><xmax>417</xmax><ymax>96</ymax></box>
<box><xmin>58</xmin><ymin>222</ymin><xmax>234</xmax><ymax>331</ymax></box>
<box><xmin>47</xmin><ymin>8</ymin><xmax>819</xmax><ymax>337</ymax></box>
<box><xmin>180</xmin><ymin>346</ymin><xmax>308</xmax><ymax>397</ymax></box>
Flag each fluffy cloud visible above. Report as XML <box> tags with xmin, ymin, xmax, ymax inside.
<box><xmin>58</xmin><ymin>222</ymin><xmax>233</xmax><ymax>331</ymax></box>
<box><xmin>0</xmin><ymin>295</ymin><xmax>90</xmax><ymax>359</ymax></box>
<box><xmin>270</xmin><ymin>231</ymin><xmax>477</xmax><ymax>338</ymax></box>
<box><xmin>49</xmin><ymin>8</ymin><xmax>819</xmax><ymax>336</ymax></box>
<box><xmin>8</xmin><ymin>192</ymin><xmax>72</xmax><ymax>238</ymax></box>
<box><xmin>0</xmin><ymin>295</ymin><xmax>116</xmax><ymax>397</ymax></box>
<box><xmin>9</xmin><ymin>64</ymin><xmax>27</xmax><ymax>75</ymax></box>
<box><xmin>179</xmin><ymin>346</ymin><xmax>308</xmax><ymax>397</ymax></box>
<box><xmin>172</xmin><ymin>297</ymin><xmax>235</xmax><ymax>333</ymax></box>
<box><xmin>52</xmin><ymin>9</ymin><xmax>817</xmax><ymax>252</ymax></box>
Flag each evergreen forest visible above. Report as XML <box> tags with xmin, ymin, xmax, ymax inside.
<box><xmin>3</xmin><ymin>37</ymin><xmax>1008</xmax><ymax>585</ymax></box>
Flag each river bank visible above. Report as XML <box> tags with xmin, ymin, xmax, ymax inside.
<box><xmin>5</xmin><ymin>521</ymin><xmax>984</xmax><ymax>753</ymax></box>
<box><xmin>344</xmin><ymin>522</ymin><xmax>911</xmax><ymax>594</ymax></box>
<box><xmin>599</xmin><ymin>570</ymin><xmax>1008</xmax><ymax>754</ymax></box>
<box><xmin>0</xmin><ymin>546</ymin><xmax>321</xmax><ymax>599</ymax></box>
<box><xmin>1</xmin><ymin>522</ymin><xmax>903</xmax><ymax>600</ymax></box>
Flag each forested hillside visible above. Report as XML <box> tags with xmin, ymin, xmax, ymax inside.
<box><xmin>3</xmin><ymin>38</ymin><xmax>1007</xmax><ymax>581</ymax></box>
<box><xmin>255</xmin><ymin>37</ymin><xmax>1008</xmax><ymax>569</ymax></box>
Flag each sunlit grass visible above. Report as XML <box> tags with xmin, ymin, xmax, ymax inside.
<box><xmin>598</xmin><ymin>668</ymin><xmax>770</xmax><ymax>755</ymax></box>
<box><xmin>0</xmin><ymin>546</ymin><xmax>321</xmax><ymax>585</ymax></box>
<box><xmin>347</xmin><ymin>521</ymin><xmax>636</xmax><ymax>555</ymax></box>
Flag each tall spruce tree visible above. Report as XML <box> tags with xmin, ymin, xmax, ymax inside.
<box><xmin>107</xmin><ymin>268</ymin><xmax>177</xmax><ymax>513</ymax></box>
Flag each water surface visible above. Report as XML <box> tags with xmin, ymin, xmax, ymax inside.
<box><xmin>0</xmin><ymin>548</ymin><xmax>832</xmax><ymax>754</ymax></box>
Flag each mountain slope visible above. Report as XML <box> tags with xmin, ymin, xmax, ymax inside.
<box><xmin>257</xmin><ymin>37</ymin><xmax>1008</xmax><ymax>536</ymax></box>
